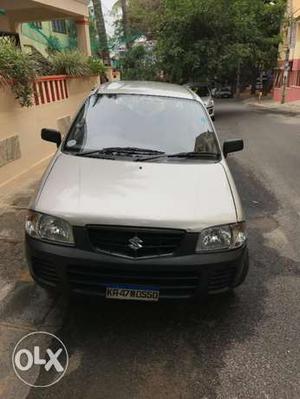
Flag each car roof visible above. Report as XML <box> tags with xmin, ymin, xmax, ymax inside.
<box><xmin>97</xmin><ymin>81</ymin><xmax>196</xmax><ymax>100</ymax></box>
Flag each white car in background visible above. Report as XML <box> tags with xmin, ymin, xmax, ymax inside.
<box><xmin>185</xmin><ymin>83</ymin><xmax>215</xmax><ymax>120</ymax></box>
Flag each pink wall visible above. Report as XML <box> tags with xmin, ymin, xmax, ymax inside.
<box><xmin>292</xmin><ymin>59</ymin><xmax>300</xmax><ymax>71</ymax></box>
<box><xmin>273</xmin><ymin>86</ymin><xmax>300</xmax><ymax>102</ymax></box>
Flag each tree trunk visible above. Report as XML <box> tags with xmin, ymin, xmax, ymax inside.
<box><xmin>121</xmin><ymin>0</ymin><xmax>130</xmax><ymax>49</ymax></box>
<box><xmin>92</xmin><ymin>0</ymin><xmax>110</xmax><ymax>64</ymax></box>
<box><xmin>236</xmin><ymin>59</ymin><xmax>241</xmax><ymax>98</ymax></box>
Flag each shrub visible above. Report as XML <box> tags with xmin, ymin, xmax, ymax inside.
<box><xmin>87</xmin><ymin>57</ymin><xmax>106</xmax><ymax>75</ymax></box>
<box><xmin>0</xmin><ymin>45</ymin><xmax>107</xmax><ymax>107</ymax></box>
<box><xmin>29</xmin><ymin>48</ymin><xmax>53</xmax><ymax>76</ymax></box>
<box><xmin>50</xmin><ymin>50</ymin><xmax>106</xmax><ymax>77</ymax></box>
<box><xmin>50</xmin><ymin>50</ymin><xmax>91</xmax><ymax>76</ymax></box>
<box><xmin>0</xmin><ymin>40</ymin><xmax>36</xmax><ymax>107</ymax></box>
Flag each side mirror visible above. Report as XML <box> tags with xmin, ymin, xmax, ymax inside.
<box><xmin>223</xmin><ymin>139</ymin><xmax>244</xmax><ymax>157</ymax></box>
<box><xmin>41</xmin><ymin>128</ymin><xmax>61</xmax><ymax>148</ymax></box>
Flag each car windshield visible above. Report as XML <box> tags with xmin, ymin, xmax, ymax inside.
<box><xmin>64</xmin><ymin>94</ymin><xmax>220</xmax><ymax>159</ymax></box>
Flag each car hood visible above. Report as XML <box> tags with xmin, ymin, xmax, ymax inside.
<box><xmin>35</xmin><ymin>153</ymin><xmax>237</xmax><ymax>231</ymax></box>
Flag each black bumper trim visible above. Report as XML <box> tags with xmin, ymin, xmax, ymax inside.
<box><xmin>26</xmin><ymin>235</ymin><xmax>249</xmax><ymax>300</ymax></box>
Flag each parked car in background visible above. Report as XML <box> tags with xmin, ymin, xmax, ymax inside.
<box><xmin>184</xmin><ymin>83</ymin><xmax>215</xmax><ymax>120</ymax></box>
<box><xmin>215</xmin><ymin>87</ymin><xmax>233</xmax><ymax>99</ymax></box>
<box><xmin>25</xmin><ymin>81</ymin><xmax>248</xmax><ymax>302</ymax></box>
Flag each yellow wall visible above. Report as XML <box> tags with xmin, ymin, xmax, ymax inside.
<box><xmin>293</xmin><ymin>0</ymin><xmax>300</xmax><ymax>17</ymax></box>
<box><xmin>293</xmin><ymin>22</ymin><xmax>300</xmax><ymax>59</ymax></box>
<box><xmin>21</xmin><ymin>21</ymin><xmax>71</xmax><ymax>56</ymax></box>
<box><xmin>0</xmin><ymin>76</ymin><xmax>99</xmax><ymax>187</ymax></box>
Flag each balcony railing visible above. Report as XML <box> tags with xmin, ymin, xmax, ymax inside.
<box><xmin>33</xmin><ymin>75</ymin><xmax>69</xmax><ymax>106</ymax></box>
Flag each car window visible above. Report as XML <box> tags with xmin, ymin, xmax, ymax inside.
<box><xmin>64</xmin><ymin>94</ymin><xmax>220</xmax><ymax>157</ymax></box>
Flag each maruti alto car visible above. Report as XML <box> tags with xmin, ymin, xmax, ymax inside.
<box><xmin>25</xmin><ymin>81</ymin><xmax>248</xmax><ymax>302</ymax></box>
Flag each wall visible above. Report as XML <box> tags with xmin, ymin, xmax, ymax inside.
<box><xmin>294</xmin><ymin>0</ymin><xmax>300</xmax><ymax>17</ymax></box>
<box><xmin>21</xmin><ymin>21</ymin><xmax>72</xmax><ymax>56</ymax></box>
<box><xmin>0</xmin><ymin>16</ymin><xmax>12</xmax><ymax>31</ymax></box>
<box><xmin>273</xmin><ymin>86</ymin><xmax>300</xmax><ymax>101</ymax></box>
<box><xmin>0</xmin><ymin>75</ymin><xmax>99</xmax><ymax>187</ymax></box>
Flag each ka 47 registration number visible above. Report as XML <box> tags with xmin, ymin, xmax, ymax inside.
<box><xmin>106</xmin><ymin>285</ymin><xmax>159</xmax><ymax>302</ymax></box>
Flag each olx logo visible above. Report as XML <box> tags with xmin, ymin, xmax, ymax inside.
<box><xmin>12</xmin><ymin>331</ymin><xmax>68</xmax><ymax>388</ymax></box>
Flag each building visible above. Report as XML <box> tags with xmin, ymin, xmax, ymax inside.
<box><xmin>274</xmin><ymin>0</ymin><xmax>300</xmax><ymax>102</ymax></box>
<box><xmin>0</xmin><ymin>0</ymin><xmax>91</xmax><ymax>56</ymax></box>
<box><xmin>21</xmin><ymin>19</ymin><xmax>78</xmax><ymax>56</ymax></box>
<box><xmin>0</xmin><ymin>0</ymin><xmax>95</xmax><ymax>187</ymax></box>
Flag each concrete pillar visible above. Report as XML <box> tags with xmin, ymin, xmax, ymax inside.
<box><xmin>75</xmin><ymin>17</ymin><xmax>91</xmax><ymax>56</ymax></box>
<box><xmin>0</xmin><ymin>16</ymin><xmax>12</xmax><ymax>32</ymax></box>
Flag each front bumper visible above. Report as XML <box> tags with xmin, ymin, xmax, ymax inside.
<box><xmin>26</xmin><ymin>235</ymin><xmax>248</xmax><ymax>300</ymax></box>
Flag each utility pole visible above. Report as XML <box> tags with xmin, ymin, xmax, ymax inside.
<box><xmin>121</xmin><ymin>0</ymin><xmax>130</xmax><ymax>49</ymax></box>
<box><xmin>281</xmin><ymin>0</ymin><xmax>293</xmax><ymax>104</ymax></box>
<box><xmin>236</xmin><ymin>59</ymin><xmax>241</xmax><ymax>98</ymax></box>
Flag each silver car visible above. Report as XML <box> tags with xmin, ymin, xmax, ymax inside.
<box><xmin>185</xmin><ymin>83</ymin><xmax>215</xmax><ymax>120</ymax></box>
<box><xmin>25</xmin><ymin>81</ymin><xmax>248</xmax><ymax>302</ymax></box>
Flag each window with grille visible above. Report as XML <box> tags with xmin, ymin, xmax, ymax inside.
<box><xmin>51</xmin><ymin>20</ymin><xmax>67</xmax><ymax>34</ymax></box>
<box><xmin>32</xmin><ymin>21</ymin><xmax>42</xmax><ymax>29</ymax></box>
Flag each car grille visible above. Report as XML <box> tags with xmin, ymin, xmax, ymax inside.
<box><xmin>87</xmin><ymin>226</ymin><xmax>185</xmax><ymax>258</ymax></box>
<box><xmin>67</xmin><ymin>264</ymin><xmax>200</xmax><ymax>299</ymax></box>
<box><xmin>208</xmin><ymin>266</ymin><xmax>236</xmax><ymax>292</ymax></box>
<box><xmin>31</xmin><ymin>257</ymin><xmax>237</xmax><ymax>297</ymax></box>
<box><xmin>31</xmin><ymin>257</ymin><xmax>58</xmax><ymax>286</ymax></box>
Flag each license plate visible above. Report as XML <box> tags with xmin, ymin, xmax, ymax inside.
<box><xmin>105</xmin><ymin>284</ymin><xmax>159</xmax><ymax>302</ymax></box>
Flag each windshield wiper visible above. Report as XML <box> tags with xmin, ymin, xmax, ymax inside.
<box><xmin>75</xmin><ymin>147</ymin><xmax>165</xmax><ymax>157</ymax></box>
<box><xmin>137</xmin><ymin>151</ymin><xmax>220</xmax><ymax>162</ymax></box>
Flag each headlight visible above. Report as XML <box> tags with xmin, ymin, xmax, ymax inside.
<box><xmin>196</xmin><ymin>222</ymin><xmax>246</xmax><ymax>252</ymax></box>
<box><xmin>205</xmin><ymin>99</ymin><xmax>214</xmax><ymax>107</ymax></box>
<box><xmin>25</xmin><ymin>211</ymin><xmax>74</xmax><ymax>245</ymax></box>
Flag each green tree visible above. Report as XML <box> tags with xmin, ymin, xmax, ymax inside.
<box><xmin>92</xmin><ymin>0</ymin><xmax>110</xmax><ymax>63</ymax></box>
<box><xmin>121</xmin><ymin>44</ymin><xmax>159</xmax><ymax>80</ymax></box>
<box><xmin>123</xmin><ymin>0</ymin><xmax>285</xmax><ymax>87</ymax></box>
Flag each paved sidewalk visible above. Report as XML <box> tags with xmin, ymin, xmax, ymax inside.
<box><xmin>0</xmin><ymin>160</ymin><xmax>58</xmax><ymax>398</ymax></box>
<box><xmin>244</xmin><ymin>97</ymin><xmax>300</xmax><ymax>115</ymax></box>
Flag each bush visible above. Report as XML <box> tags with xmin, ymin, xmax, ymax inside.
<box><xmin>0</xmin><ymin>40</ymin><xmax>36</xmax><ymax>107</ymax></box>
<box><xmin>50</xmin><ymin>50</ymin><xmax>106</xmax><ymax>77</ymax></box>
<box><xmin>29</xmin><ymin>48</ymin><xmax>53</xmax><ymax>76</ymax></box>
<box><xmin>50</xmin><ymin>50</ymin><xmax>91</xmax><ymax>76</ymax></box>
<box><xmin>0</xmin><ymin>45</ymin><xmax>107</xmax><ymax>107</ymax></box>
<box><xmin>87</xmin><ymin>57</ymin><xmax>106</xmax><ymax>75</ymax></box>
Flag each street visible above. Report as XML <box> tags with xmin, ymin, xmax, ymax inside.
<box><xmin>0</xmin><ymin>100</ymin><xmax>299</xmax><ymax>399</ymax></box>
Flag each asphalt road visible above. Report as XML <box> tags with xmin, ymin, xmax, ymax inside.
<box><xmin>0</xmin><ymin>100</ymin><xmax>299</xmax><ymax>398</ymax></box>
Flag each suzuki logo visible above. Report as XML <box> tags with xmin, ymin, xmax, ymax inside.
<box><xmin>128</xmin><ymin>236</ymin><xmax>143</xmax><ymax>251</ymax></box>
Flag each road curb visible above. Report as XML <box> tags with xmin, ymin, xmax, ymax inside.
<box><xmin>246</xmin><ymin>102</ymin><xmax>300</xmax><ymax>116</ymax></box>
